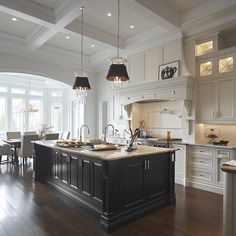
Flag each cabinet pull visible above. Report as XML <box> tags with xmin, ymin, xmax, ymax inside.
<box><xmin>200</xmin><ymin>150</ymin><xmax>205</xmax><ymax>153</ymax></box>
<box><xmin>213</xmin><ymin>111</ymin><xmax>214</xmax><ymax>118</ymax></box>
<box><xmin>200</xmin><ymin>160</ymin><xmax>205</xmax><ymax>163</ymax></box>
<box><xmin>148</xmin><ymin>160</ymin><xmax>150</xmax><ymax>170</ymax></box>
<box><xmin>144</xmin><ymin>160</ymin><xmax>146</xmax><ymax>170</ymax></box>
<box><xmin>199</xmin><ymin>174</ymin><xmax>205</xmax><ymax>177</ymax></box>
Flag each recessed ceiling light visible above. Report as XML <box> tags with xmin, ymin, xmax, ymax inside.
<box><xmin>107</xmin><ymin>13</ymin><xmax>112</xmax><ymax>17</ymax></box>
<box><xmin>91</xmin><ymin>44</ymin><xmax>95</xmax><ymax>48</ymax></box>
<box><xmin>66</xmin><ymin>35</ymin><xmax>70</xmax><ymax>39</ymax></box>
<box><xmin>12</xmin><ymin>17</ymin><xmax>17</xmax><ymax>22</ymax></box>
<box><xmin>130</xmin><ymin>25</ymin><xmax>134</xmax><ymax>29</ymax></box>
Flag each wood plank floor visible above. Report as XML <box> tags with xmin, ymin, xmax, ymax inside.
<box><xmin>0</xmin><ymin>160</ymin><xmax>223</xmax><ymax>236</ymax></box>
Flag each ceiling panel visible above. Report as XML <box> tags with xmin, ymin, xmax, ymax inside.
<box><xmin>80</xmin><ymin>0</ymin><xmax>158</xmax><ymax>39</ymax></box>
<box><xmin>0</xmin><ymin>12</ymin><xmax>38</xmax><ymax>38</ymax></box>
<box><xmin>31</xmin><ymin>0</ymin><xmax>64</xmax><ymax>10</ymax></box>
<box><xmin>46</xmin><ymin>32</ymin><xmax>105</xmax><ymax>56</ymax></box>
<box><xmin>165</xmin><ymin>0</ymin><xmax>208</xmax><ymax>13</ymax></box>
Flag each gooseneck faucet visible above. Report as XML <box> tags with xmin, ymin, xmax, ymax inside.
<box><xmin>79</xmin><ymin>125</ymin><xmax>90</xmax><ymax>141</ymax></box>
<box><xmin>104</xmin><ymin>124</ymin><xmax>115</xmax><ymax>143</ymax></box>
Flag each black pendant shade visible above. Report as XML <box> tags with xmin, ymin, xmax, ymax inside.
<box><xmin>73</xmin><ymin>76</ymin><xmax>91</xmax><ymax>90</ymax></box>
<box><xmin>106</xmin><ymin>63</ymin><xmax>129</xmax><ymax>81</ymax></box>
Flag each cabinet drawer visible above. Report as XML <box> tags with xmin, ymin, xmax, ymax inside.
<box><xmin>190</xmin><ymin>156</ymin><xmax>213</xmax><ymax>169</ymax></box>
<box><xmin>190</xmin><ymin>168</ymin><xmax>213</xmax><ymax>183</ymax></box>
<box><xmin>216</xmin><ymin>149</ymin><xmax>232</xmax><ymax>159</ymax></box>
<box><xmin>190</xmin><ymin>146</ymin><xmax>213</xmax><ymax>156</ymax></box>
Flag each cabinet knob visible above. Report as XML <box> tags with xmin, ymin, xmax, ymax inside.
<box><xmin>171</xmin><ymin>91</ymin><xmax>175</xmax><ymax>95</ymax></box>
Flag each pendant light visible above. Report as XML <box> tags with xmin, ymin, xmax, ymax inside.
<box><xmin>106</xmin><ymin>0</ymin><xmax>129</xmax><ymax>87</ymax></box>
<box><xmin>22</xmin><ymin>78</ymin><xmax>39</xmax><ymax>113</ymax></box>
<box><xmin>73</xmin><ymin>7</ymin><xmax>91</xmax><ymax>104</ymax></box>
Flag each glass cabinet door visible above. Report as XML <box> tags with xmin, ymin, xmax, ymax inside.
<box><xmin>199</xmin><ymin>61</ymin><xmax>213</xmax><ymax>77</ymax></box>
<box><xmin>218</xmin><ymin>56</ymin><xmax>234</xmax><ymax>74</ymax></box>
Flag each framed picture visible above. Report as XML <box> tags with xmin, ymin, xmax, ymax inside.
<box><xmin>159</xmin><ymin>61</ymin><xmax>180</xmax><ymax>80</ymax></box>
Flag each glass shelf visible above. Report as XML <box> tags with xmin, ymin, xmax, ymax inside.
<box><xmin>196</xmin><ymin>40</ymin><xmax>213</xmax><ymax>56</ymax></box>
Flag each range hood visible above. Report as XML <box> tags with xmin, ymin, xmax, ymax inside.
<box><xmin>119</xmin><ymin>75</ymin><xmax>194</xmax><ymax>106</ymax></box>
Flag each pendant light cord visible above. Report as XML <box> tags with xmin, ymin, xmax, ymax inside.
<box><xmin>117</xmin><ymin>0</ymin><xmax>120</xmax><ymax>58</ymax></box>
<box><xmin>81</xmin><ymin>7</ymin><xmax>84</xmax><ymax>71</ymax></box>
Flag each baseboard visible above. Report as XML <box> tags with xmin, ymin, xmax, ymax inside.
<box><xmin>185</xmin><ymin>180</ymin><xmax>223</xmax><ymax>195</ymax></box>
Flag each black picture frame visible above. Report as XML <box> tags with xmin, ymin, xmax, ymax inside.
<box><xmin>159</xmin><ymin>60</ymin><xmax>180</xmax><ymax>80</ymax></box>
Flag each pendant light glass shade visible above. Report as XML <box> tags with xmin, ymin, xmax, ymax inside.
<box><xmin>106</xmin><ymin>0</ymin><xmax>129</xmax><ymax>87</ymax></box>
<box><xmin>73</xmin><ymin>7</ymin><xmax>91</xmax><ymax>104</ymax></box>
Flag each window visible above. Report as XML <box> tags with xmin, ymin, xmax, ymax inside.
<box><xmin>28</xmin><ymin>99</ymin><xmax>42</xmax><ymax>131</ymax></box>
<box><xmin>29</xmin><ymin>90</ymin><xmax>43</xmax><ymax>96</ymax></box>
<box><xmin>51</xmin><ymin>102</ymin><xmax>62</xmax><ymax>132</ymax></box>
<box><xmin>0</xmin><ymin>97</ymin><xmax>6</xmax><ymax>131</ymax></box>
<box><xmin>200</xmin><ymin>61</ymin><xmax>213</xmax><ymax>77</ymax></box>
<box><xmin>51</xmin><ymin>91</ymin><xmax>62</xmax><ymax>97</ymax></box>
<box><xmin>12</xmin><ymin>98</ymin><xmax>24</xmax><ymax>130</ymax></box>
<box><xmin>11</xmin><ymin>88</ymin><xmax>25</xmax><ymax>94</ymax></box>
<box><xmin>0</xmin><ymin>87</ymin><xmax>7</xmax><ymax>93</ymax></box>
<box><xmin>219</xmin><ymin>56</ymin><xmax>234</xmax><ymax>73</ymax></box>
<box><xmin>196</xmin><ymin>40</ymin><xmax>213</xmax><ymax>56</ymax></box>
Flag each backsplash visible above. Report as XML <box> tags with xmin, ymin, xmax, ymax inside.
<box><xmin>196</xmin><ymin>123</ymin><xmax>236</xmax><ymax>144</ymax></box>
<box><xmin>131</xmin><ymin>101</ymin><xmax>183</xmax><ymax>139</ymax></box>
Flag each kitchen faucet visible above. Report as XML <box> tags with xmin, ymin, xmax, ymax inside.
<box><xmin>104</xmin><ymin>124</ymin><xmax>115</xmax><ymax>143</ymax></box>
<box><xmin>79</xmin><ymin>125</ymin><xmax>90</xmax><ymax>141</ymax></box>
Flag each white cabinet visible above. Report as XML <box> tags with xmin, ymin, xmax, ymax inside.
<box><xmin>197</xmin><ymin>78</ymin><xmax>235</xmax><ymax>122</ymax></box>
<box><xmin>128</xmin><ymin>53</ymin><xmax>145</xmax><ymax>84</ymax></box>
<box><xmin>144</xmin><ymin>47</ymin><xmax>162</xmax><ymax>81</ymax></box>
<box><xmin>170</xmin><ymin>144</ymin><xmax>186</xmax><ymax>185</ymax></box>
<box><xmin>187</xmin><ymin>145</ymin><xmax>233</xmax><ymax>194</ymax></box>
<box><xmin>197</xmin><ymin>81</ymin><xmax>215</xmax><ymax>121</ymax></box>
<box><xmin>216</xmin><ymin>78</ymin><xmax>235</xmax><ymax>120</ymax></box>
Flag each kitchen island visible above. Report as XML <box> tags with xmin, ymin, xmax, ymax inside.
<box><xmin>33</xmin><ymin>140</ymin><xmax>176</xmax><ymax>231</ymax></box>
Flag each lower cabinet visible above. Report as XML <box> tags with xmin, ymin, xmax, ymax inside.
<box><xmin>121</xmin><ymin>154</ymin><xmax>171</xmax><ymax>209</ymax></box>
<box><xmin>187</xmin><ymin>145</ymin><xmax>233</xmax><ymax>194</ymax></box>
<box><xmin>52</xmin><ymin>150</ymin><xmax>103</xmax><ymax>210</ymax></box>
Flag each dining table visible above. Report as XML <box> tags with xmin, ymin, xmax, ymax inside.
<box><xmin>3</xmin><ymin>139</ymin><xmax>21</xmax><ymax>165</ymax></box>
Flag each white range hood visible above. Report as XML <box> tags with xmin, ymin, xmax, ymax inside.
<box><xmin>119</xmin><ymin>75</ymin><xmax>194</xmax><ymax>105</ymax></box>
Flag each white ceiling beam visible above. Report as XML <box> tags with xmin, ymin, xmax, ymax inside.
<box><xmin>124</xmin><ymin>0</ymin><xmax>181</xmax><ymax>31</ymax></box>
<box><xmin>27</xmin><ymin>0</ymin><xmax>84</xmax><ymax>50</ymax></box>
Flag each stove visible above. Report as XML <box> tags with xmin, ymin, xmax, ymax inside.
<box><xmin>138</xmin><ymin>138</ymin><xmax>182</xmax><ymax>148</ymax></box>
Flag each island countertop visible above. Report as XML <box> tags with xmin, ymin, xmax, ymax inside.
<box><xmin>33</xmin><ymin>140</ymin><xmax>175</xmax><ymax>161</ymax></box>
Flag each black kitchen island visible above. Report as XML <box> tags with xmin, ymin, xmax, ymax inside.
<box><xmin>33</xmin><ymin>141</ymin><xmax>176</xmax><ymax>232</ymax></box>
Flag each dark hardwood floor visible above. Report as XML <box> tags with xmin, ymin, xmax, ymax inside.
<box><xmin>0</xmin><ymin>159</ymin><xmax>223</xmax><ymax>236</ymax></box>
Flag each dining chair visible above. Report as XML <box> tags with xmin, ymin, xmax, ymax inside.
<box><xmin>0</xmin><ymin>143</ymin><xmax>11</xmax><ymax>164</ymax></box>
<box><xmin>45</xmin><ymin>133</ymin><xmax>59</xmax><ymax>140</ymax></box>
<box><xmin>23</xmin><ymin>131</ymin><xmax>37</xmax><ymax>135</ymax></box>
<box><xmin>60</xmin><ymin>131</ymin><xmax>70</xmax><ymax>140</ymax></box>
<box><xmin>6</xmin><ymin>131</ymin><xmax>21</xmax><ymax>140</ymax></box>
<box><xmin>17</xmin><ymin>134</ymin><xmax>39</xmax><ymax>165</ymax></box>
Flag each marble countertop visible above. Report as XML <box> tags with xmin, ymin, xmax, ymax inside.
<box><xmin>34</xmin><ymin>140</ymin><xmax>176</xmax><ymax>161</ymax></box>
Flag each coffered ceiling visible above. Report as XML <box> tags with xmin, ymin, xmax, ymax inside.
<box><xmin>0</xmin><ymin>0</ymin><xmax>235</xmax><ymax>69</ymax></box>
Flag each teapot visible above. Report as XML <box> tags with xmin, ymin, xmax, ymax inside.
<box><xmin>161</xmin><ymin>66</ymin><xmax>177</xmax><ymax>79</ymax></box>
